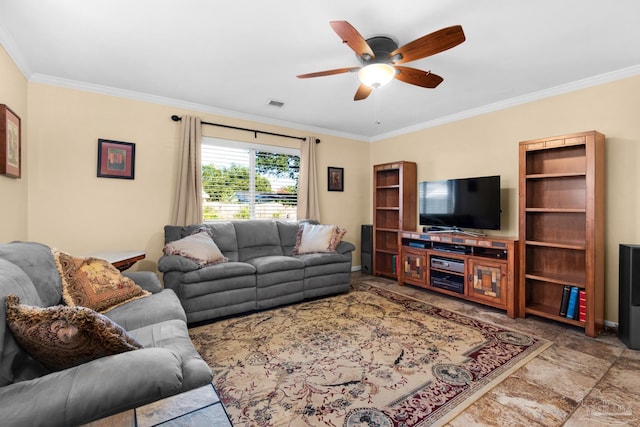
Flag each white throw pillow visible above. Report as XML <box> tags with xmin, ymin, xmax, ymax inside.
<box><xmin>294</xmin><ymin>223</ymin><xmax>339</xmax><ymax>254</ymax></box>
<box><xmin>163</xmin><ymin>231</ymin><xmax>226</xmax><ymax>266</ymax></box>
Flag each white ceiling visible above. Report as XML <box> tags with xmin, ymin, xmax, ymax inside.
<box><xmin>1</xmin><ymin>1</ymin><xmax>640</xmax><ymax>141</ymax></box>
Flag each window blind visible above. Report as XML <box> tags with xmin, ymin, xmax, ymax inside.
<box><xmin>201</xmin><ymin>137</ymin><xmax>300</xmax><ymax>221</ymax></box>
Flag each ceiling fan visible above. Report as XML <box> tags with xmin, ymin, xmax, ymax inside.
<box><xmin>297</xmin><ymin>21</ymin><xmax>466</xmax><ymax>101</ymax></box>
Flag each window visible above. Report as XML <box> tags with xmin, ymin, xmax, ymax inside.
<box><xmin>201</xmin><ymin>137</ymin><xmax>300</xmax><ymax>221</ymax></box>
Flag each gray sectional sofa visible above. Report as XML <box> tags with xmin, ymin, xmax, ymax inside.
<box><xmin>0</xmin><ymin>241</ymin><xmax>213</xmax><ymax>427</ymax></box>
<box><xmin>158</xmin><ymin>220</ymin><xmax>355</xmax><ymax>324</ymax></box>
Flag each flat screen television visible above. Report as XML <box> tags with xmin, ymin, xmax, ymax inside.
<box><xmin>419</xmin><ymin>175</ymin><xmax>501</xmax><ymax>231</ymax></box>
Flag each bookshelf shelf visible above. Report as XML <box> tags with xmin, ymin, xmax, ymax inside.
<box><xmin>525</xmin><ymin>305</ymin><xmax>585</xmax><ymax>327</ymax></box>
<box><xmin>525</xmin><ymin>208</ymin><xmax>586</xmax><ymax>213</ymax></box>
<box><xmin>524</xmin><ymin>272</ymin><xmax>586</xmax><ymax>287</ymax></box>
<box><xmin>524</xmin><ymin>241</ymin><xmax>586</xmax><ymax>251</ymax></box>
<box><xmin>525</xmin><ymin>172</ymin><xmax>586</xmax><ymax>179</ymax></box>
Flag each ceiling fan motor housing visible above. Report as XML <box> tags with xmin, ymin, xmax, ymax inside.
<box><xmin>359</xmin><ymin>36</ymin><xmax>399</xmax><ymax>65</ymax></box>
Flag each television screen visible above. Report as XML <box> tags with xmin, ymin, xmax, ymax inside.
<box><xmin>419</xmin><ymin>175</ymin><xmax>501</xmax><ymax>230</ymax></box>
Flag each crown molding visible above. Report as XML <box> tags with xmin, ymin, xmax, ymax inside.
<box><xmin>28</xmin><ymin>74</ymin><xmax>370</xmax><ymax>142</ymax></box>
<box><xmin>0</xmin><ymin>22</ymin><xmax>32</xmax><ymax>78</ymax></box>
<box><xmin>371</xmin><ymin>64</ymin><xmax>640</xmax><ymax>142</ymax></box>
<box><xmin>21</xmin><ymin>62</ymin><xmax>640</xmax><ymax>144</ymax></box>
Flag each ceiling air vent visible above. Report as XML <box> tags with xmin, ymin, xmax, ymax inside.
<box><xmin>267</xmin><ymin>99</ymin><xmax>285</xmax><ymax>108</ymax></box>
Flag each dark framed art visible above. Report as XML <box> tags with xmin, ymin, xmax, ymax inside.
<box><xmin>0</xmin><ymin>104</ymin><xmax>21</xmax><ymax>178</ymax></box>
<box><xmin>97</xmin><ymin>139</ymin><xmax>135</xmax><ymax>179</ymax></box>
<box><xmin>328</xmin><ymin>166</ymin><xmax>344</xmax><ymax>192</ymax></box>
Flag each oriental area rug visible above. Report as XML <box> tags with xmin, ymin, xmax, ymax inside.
<box><xmin>190</xmin><ymin>283</ymin><xmax>550</xmax><ymax>426</ymax></box>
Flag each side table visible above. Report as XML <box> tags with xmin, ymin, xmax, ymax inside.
<box><xmin>87</xmin><ymin>250</ymin><xmax>146</xmax><ymax>271</ymax></box>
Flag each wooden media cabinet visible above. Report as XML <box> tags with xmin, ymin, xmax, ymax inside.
<box><xmin>398</xmin><ymin>232</ymin><xmax>519</xmax><ymax>318</ymax></box>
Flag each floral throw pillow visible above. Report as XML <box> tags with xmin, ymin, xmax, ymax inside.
<box><xmin>5</xmin><ymin>294</ymin><xmax>143</xmax><ymax>371</ymax></box>
<box><xmin>53</xmin><ymin>250</ymin><xmax>150</xmax><ymax>313</ymax></box>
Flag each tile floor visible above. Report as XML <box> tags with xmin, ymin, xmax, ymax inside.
<box><xmin>86</xmin><ymin>272</ymin><xmax>640</xmax><ymax>426</ymax></box>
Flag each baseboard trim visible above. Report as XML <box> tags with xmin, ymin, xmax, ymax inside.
<box><xmin>604</xmin><ymin>320</ymin><xmax>618</xmax><ymax>333</ymax></box>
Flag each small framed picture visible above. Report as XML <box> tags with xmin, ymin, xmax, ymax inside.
<box><xmin>328</xmin><ymin>166</ymin><xmax>344</xmax><ymax>192</ymax></box>
<box><xmin>0</xmin><ymin>104</ymin><xmax>21</xmax><ymax>178</ymax></box>
<box><xmin>97</xmin><ymin>139</ymin><xmax>135</xmax><ymax>179</ymax></box>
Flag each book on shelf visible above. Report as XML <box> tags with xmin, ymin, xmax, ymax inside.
<box><xmin>559</xmin><ymin>285</ymin><xmax>571</xmax><ymax>316</ymax></box>
<box><xmin>578</xmin><ymin>289</ymin><xmax>587</xmax><ymax>322</ymax></box>
<box><xmin>392</xmin><ymin>255</ymin><xmax>397</xmax><ymax>274</ymax></box>
<box><xmin>565</xmin><ymin>286</ymin><xmax>580</xmax><ymax>320</ymax></box>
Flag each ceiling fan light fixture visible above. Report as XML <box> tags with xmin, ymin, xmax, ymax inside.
<box><xmin>358</xmin><ymin>63</ymin><xmax>395</xmax><ymax>88</ymax></box>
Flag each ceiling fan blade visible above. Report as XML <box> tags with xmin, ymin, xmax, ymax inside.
<box><xmin>394</xmin><ymin>66</ymin><xmax>444</xmax><ymax>88</ymax></box>
<box><xmin>389</xmin><ymin>25</ymin><xmax>465</xmax><ymax>64</ymax></box>
<box><xmin>297</xmin><ymin>67</ymin><xmax>359</xmax><ymax>79</ymax></box>
<box><xmin>354</xmin><ymin>84</ymin><xmax>373</xmax><ymax>101</ymax></box>
<box><xmin>330</xmin><ymin>21</ymin><xmax>375</xmax><ymax>60</ymax></box>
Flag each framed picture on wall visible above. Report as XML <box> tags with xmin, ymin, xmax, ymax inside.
<box><xmin>97</xmin><ymin>139</ymin><xmax>136</xmax><ymax>179</ymax></box>
<box><xmin>0</xmin><ymin>104</ymin><xmax>21</xmax><ymax>178</ymax></box>
<box><xmin>328</xmin><ymin>166</ymin><xmax>344</xmax><ymax>192</ymax></box>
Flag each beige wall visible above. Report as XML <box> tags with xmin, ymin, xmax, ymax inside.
<box><xmin>26</xmin><ymin>83</ymin><xmax>370</xmax><ymax>272</ymax></box>
<box><xmin>0</xmin><ymin>45</ymin><xmax>28</xmax><ymax>242</ymax></box>
<box><xmin>5</xmin><ymin>40</ymin><xmax>639</xmax><ymax>324</ymax></box>
<box><xmin>372</xmin><ymin>75</ymin><xmax>640</xmax><ymax>323</ymax></box>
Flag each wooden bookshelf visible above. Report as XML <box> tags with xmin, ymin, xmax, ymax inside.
<box><xmin>518</xmin><ymin>131</ymin><xmax>605</xmax><ymax>337</ymax></box>
<box><xmin>373</xmin><ymin>161</ymin><xmax>416</xmax><ymax>278</ymax></box>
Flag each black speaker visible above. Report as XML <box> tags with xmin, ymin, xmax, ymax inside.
<box><xmin>361</xmin><ymin>225</ymin><xmax>373</xmax><ymax>274</ymax></box>
<box><xmin>619</xmin><ymin>244</ymin><xmax>640</xmax><ymax>350</ymax></box>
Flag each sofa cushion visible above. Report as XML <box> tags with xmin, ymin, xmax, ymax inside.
<box><xmin>0</xmin><ymin>259</ymin><xmax>45</xmax><ymax>387</ymax></box>
<box><xmin>54</xmin><ymin>251</ymin><xmax>150</xmax><ymax>313</ymax></box>
<box><xmin>296</xmin><ymin>251</ymin><xmax>352</xmax><ymax>267</ymax></box>
<box><xmin>163</xmin><ymin>231</ymin><xmax>226</xmax><ymax>266</ymax></box>
<box><xmin>247</xmin><ymin>255</ymin><xmax>305</xmax><ymax>274</ymax></box>
<box><xmin>234</xmin><ymin>221</ymin><xmax>284</xmax><ymax>261</ymax></box>
<box><xmin>122</xmin><ymin>271</ymin><xmax>164</xmax><ymax>294</ymax></box>
<box><xmin>180</xmin><ymin>275</ymin><xmax>257</xmax><ymax>301</ymax></box>
<box><xmin>276</xmin><ymin>220</ymin><xmax>303</xmax><ymax>254</ymax></box>
<box><xmin>0</xmin><ymin>242</ymin><xmax>62</xmax><ymax>306</ymax></box>
<box><xmin>104</xmin><ymin>289</ymin><xmax>187</xmax><ymax>330</ymax></box>
<box><xmin>207</xmin><ymin>222</ymin><xmax>241</xmax><ymax>262</ymax></box>
<box><xmin>181</xmin><ymin>261</ymin><xmax>256</xmax><ymax>284</ymax></box>
<box><xmin>5</xmin><ymin>295</ymin><xmax>143</xmax><ymax>371</ymax></box>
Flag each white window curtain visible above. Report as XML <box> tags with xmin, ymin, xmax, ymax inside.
<box><xmin>171</xmin><ymin>116</ymin><xmax>203</xmax><ymax>226</ymax></box>
<box><xmin>297</xmin><ymin>136</ymin><xmax>320</xmax><ymax>221</ymax></box>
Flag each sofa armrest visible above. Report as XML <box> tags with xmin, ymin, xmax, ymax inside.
<box><xmin>157</xmin><ymin>255</ymin><xmax>201</xmax><ymax>273</ymax></box>
<box><xmin>0</xmin><ymin>348</ymin><xmax>183</xmax><ymax>427</ymax></box>
<box><xmin>122</xmin><ymin>271</ymin><xmax>163</xmax><ymax>293</ymax></box>
<box><xmin>336</xmin><ymin>240</ymin><xmax>356</xmax><ymax>254</ymax></box>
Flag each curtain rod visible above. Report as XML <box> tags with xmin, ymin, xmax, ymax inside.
<box><xmin>170</xmin><ymin>115</ymin><xmax>320</xmax><ymax>143</ymax></box>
